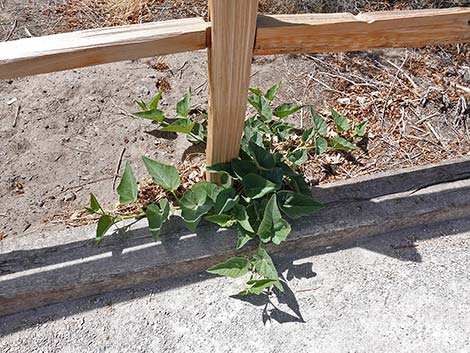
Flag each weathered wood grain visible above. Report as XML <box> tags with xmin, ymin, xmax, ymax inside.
<box><xmin>205</xmin><ymin>0</ymin><xmax>259</xmax><ymax>179</ymax></box>
<box><xmin>0</xmin><ymin>18</ymin><xmax>209</xmax><ymax>79</ymax></box>
<box><xmin>1</xmin><ymin>158</ymin><xmax>470</xmax><ymax>316</ymax></box>
<box><xmin>3</xmin><ymin>8</ymin><xmax>469</xmax><ymax>79</ymax></box>
<box><xmin>255</xmin><ymin>7</ymin><xmax>470</xmax><ymax>54</ymax></box>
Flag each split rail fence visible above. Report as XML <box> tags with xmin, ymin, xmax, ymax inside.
<box><xmin>1</xmin><ymin>2</ymin><xmax>470</xmax><ymax>180</ymax></box>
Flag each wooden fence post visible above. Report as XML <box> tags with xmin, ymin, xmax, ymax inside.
<box><xmin>206</xmin><ymin>0</ymin><xmax>259</xmax><ymax>180</ymax></box>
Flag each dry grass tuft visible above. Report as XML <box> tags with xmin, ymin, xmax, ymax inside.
<box><xmin>56</xmin><ymin>0</ymin><xmax>469</xmax><ymax>32</ymax></box>
<box><xmin>60</xmin><ymin>0</ymin><xmax>153</xmax><ymax>27</ymax></box>
<box><xmin>58</xmin><ymin>0</ymin><xmax>207</xmax><ymax>30</ymax></box>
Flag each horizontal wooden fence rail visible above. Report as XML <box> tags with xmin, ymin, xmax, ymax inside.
<box><xmin>1</xmin><ymin>7</ymin><xmax>470</xmax><ymax>80</ymax></box>
<box><xmin>254</xmin><ymin>7</ymin><xmax>470</xmax><ymax>55</ymax></box>
<box><xmin>0</xmin><ymin>18</ymin><xmax>210</xmax><ymax>79</ymax></box>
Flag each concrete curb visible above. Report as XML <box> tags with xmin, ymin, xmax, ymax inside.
<box><xmin>1</xmin><ymin>158</ymin><xmax>470</xmax><ymax>316</ymax></box>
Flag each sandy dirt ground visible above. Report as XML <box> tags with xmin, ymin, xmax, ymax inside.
<box><xmin>1</xmin><ymin>1</ymin><xmax>470</xmax><ymax>240</ymax></box>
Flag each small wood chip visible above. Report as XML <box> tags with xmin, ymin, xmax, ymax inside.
<box><xmin>12</xmin><ymin>104</ymin><xmax>20</xmax><ymax>127</ymax></box>
<box><xmin>24</xmin><ymin>27</ymin><xmax>33</xmax><ymax>37</ymax></box>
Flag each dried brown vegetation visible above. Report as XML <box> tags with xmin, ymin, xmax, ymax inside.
<box><xmin>54</xmin><ymin>0</ymin><xmax>468</xmax><ymax>31</ymax></box>
<box><xmin>292</xmin><ymin>44</ymin><xmax>470</xmax><ymax>183</ymax></box>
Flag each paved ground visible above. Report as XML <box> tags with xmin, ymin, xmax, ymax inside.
<box><xmin>1</xmin><ymin>218</ymin><xmax>470</xmax><ymax>353</ymax></box>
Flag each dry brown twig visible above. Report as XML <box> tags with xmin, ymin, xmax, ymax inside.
<box><xmin>425</xmin><ymin>121</ymin><xmax>444</xmax><ymax>146</ymax></box>
<box><xmin>415</xmin><ymin>112</ymin><xmax>440</xmax><ymax>125</ymax></box>
<box><xmin>110</xmin><ymin>99</ymin><xmax>136</xmax><ymax>120</ymax></box>
<box><xmin>307</xmin><ymin>73</ymin><xmax>344</xmax><ymax>95</ymax></box>
<box><xmin>318</xmin><ymin>71</ymin><xmax>379</xmax><ymax>90</ymax></box>
<box><xmin>58</xmin><ymin>176</ymin><xmax>116</xmax><ymax>196</ymax></box>
<box><xmin>24</xmin><ymin>27</ymin><xmax>33</xmax><ymax>37</ymax></box>
<box><xmin>455</xmin><ymin>83</ymin><xmax>470</xmax><ymax>94</ymax></box>
<box><xmin>380</xmin><ymin>54</ymin><xmax>409</xmax><ymax>123</ymax></box>
<box><xmin>12</xmin><ymin>104</ymin><xmax>20</xmax><ymax>127</ymax></box>
<box><xmin>4</xmin><ymin>19</ymin><xmax>17</xmax><ymax>41</ymax></box>
<box><xmin>386</xmin><ymin>59</ymin><xmax>418</xmax><ymax>92</ymax></box>
<box><xmin>113</xmin><ymin>147</ymin><xmax>127</xmax><ymax>191</ymax></box>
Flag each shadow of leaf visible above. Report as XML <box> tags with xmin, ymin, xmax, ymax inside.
<box><xmin>145</xmin><ymin>129</ymin><xmax>177</xmax><ymax>140</ymax></box>
<box><xmin>231</xmin><ymin>279</ymin><xmax>305</xmax><ymax>324</ymax></box>
<box><xmin>284</xmin><ymin>262</ymin><xmax>317</xmax><ymax>281</ymax></box>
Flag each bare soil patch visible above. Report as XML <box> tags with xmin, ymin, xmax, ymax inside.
<box><xmin>1</xmin><ymin>0</ymin><xmax>470</xmax><ymax>239</ymax></box>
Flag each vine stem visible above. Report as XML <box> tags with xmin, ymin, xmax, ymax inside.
<box><xmin>170</xmin><ymin>190</ymin><xmax>180</xmax><ymax>203</ymax></box>
<box><xmin>117</xmin><ymin>212</ymin><xmax>145</xmax><ymax>221</ymax></box>
<box><xmin>290</xmin><ymin>137</ymin><xmax>318</xmax><ymax>153</ymax></box>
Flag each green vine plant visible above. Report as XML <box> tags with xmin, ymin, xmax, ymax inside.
<box><xmin>87</xmin><ymin>82</ymin><xmax>367</xmax><ymax>295</ymax></box>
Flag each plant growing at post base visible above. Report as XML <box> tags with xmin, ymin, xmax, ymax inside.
<box><xmin>87</xmin><ymin>82</ymin><xmax>367</xmax><ymax>295</ymax></box>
